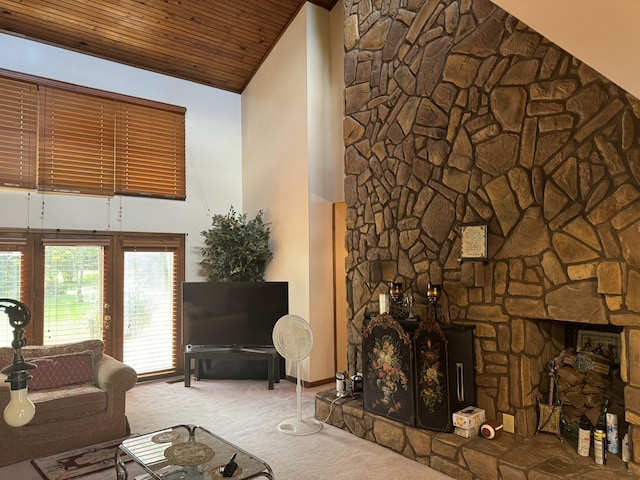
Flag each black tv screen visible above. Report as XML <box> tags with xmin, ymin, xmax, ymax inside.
<box><xmin>182</xmin><ymin>281</ymin><xmax>288</xmax><ymax>348</ymax></box>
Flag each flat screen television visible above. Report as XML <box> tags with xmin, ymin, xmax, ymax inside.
<box><xmin>182</xmin><ymin>281</ymin><xmax>288</xmax><ymax>348</ymax></box>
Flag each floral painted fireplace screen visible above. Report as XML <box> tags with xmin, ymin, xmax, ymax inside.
<box><xmin>363</xmin><ymin>314</ymin><xmax>414</xmax><ymax>425</ymax></box>
<box><xmin>414</xmin><ymin>318</ymin><xmax>450</xmax><ymax>431</ymax></box>
<box><xmin>362</xmin><ymin>313</ymin><xmax>451</xmax><ymax>431</ymax></box>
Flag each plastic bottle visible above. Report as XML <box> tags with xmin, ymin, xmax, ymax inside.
<box><xmin>622</xmin><ymin>433</ymin><xmax>630</xmax><ymax>462</ymax></box>
<box><xmin>577</xmin><ymin>415</ymin><xmax>591</xmax><ymax>457</ymax></box>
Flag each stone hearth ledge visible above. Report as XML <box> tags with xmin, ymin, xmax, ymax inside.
<box><xmin>316</xmin><ymin>390</ymin><xmax>632</xmax><ymax>480</ymax></box>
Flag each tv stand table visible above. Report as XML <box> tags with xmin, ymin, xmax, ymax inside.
<box><xmin>184</xmin><ymin>346</ymin><xmax>280</xmax><ymax>390</ymax></box>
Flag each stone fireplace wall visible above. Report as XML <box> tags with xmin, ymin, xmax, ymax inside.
<box><xmin>343</xmin><ymin>0</ymin><xmax>640</xmax><ymax>472</ymax></box>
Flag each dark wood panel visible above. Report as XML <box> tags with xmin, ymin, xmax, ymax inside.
<box><xmin>0</xmin><ymin>0</ymin><xmax>339</xmax><ymax>93</ymax></box>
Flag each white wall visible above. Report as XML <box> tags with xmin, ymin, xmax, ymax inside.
<box><xmin>329</xmin><ymin>0</ymin><xmax>347</xmax><ymax>373</ymax></box>
<box><xmin>242</xmin><ymin>2</ymin><xmax>345</xmax><ymax>383</ymax></box>
<box><xmin>307</xmin><ymin>4</ymin><xmax>341</xmax><ymax>383</ymax></box>
<box><xmin>491</xmin><ymin>0</ymin><xmax>640</xmax><ymax>99</ymax></box>
<box><xmin>0</xmin><ymin>33</ymin><xmax>243</xmax><ymax>280</ymax></box>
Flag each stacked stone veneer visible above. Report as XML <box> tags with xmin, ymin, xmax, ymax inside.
<box><xmin>343</xmin><ymin>0</ymin><xmax>640</xmax><ymax>473</ymax></box>
<box><xmin>316</xmin><ymin>390</ymin><xmax>634</xmax><ymax>479</ymax></box>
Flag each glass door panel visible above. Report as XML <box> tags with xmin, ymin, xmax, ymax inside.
<box><xmin>123</xmin><ymin>251</ymin><xmax>175</xmax><ymax>375</ymax></box>
<box><xmin>43</xmin><ymin>245</ymin><xmax>104</xmax><ymax>344</ymax></box>
<box><xmin>0</xmin><ymin>251</ymin><xmax>22</xmax><ymax>347</ymax></box>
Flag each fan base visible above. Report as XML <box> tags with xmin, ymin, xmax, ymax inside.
<box><xmin>277</xmin><ymin>417</ymin><xmax>323</xmax><ymax>436</ymax></box>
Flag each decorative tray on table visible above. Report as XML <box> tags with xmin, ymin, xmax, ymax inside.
<box><xmin>164</xmin><ymin>441</ymin><xmax>215</xmax><ymax>466</ymax></box>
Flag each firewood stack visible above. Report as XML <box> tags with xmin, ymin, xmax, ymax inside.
<box><xmin>556</xmin><ymin>363</ymin><xmax>625</xmax><ymax>427</ymax></box>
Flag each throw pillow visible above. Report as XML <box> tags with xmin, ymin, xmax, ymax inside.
<box><xmin>27</xmin><ymin>351</ymin><xmax>94</xmax><ymax>391</ymax></box>
<box><xmin>23</xmin><ymin>339</ymin><xmax>104</xmax><ymax>361</ymax></box>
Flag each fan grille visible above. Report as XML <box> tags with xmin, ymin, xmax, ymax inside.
<box><xmin>272</xmin><ymin>314</ymin><xmax>313</xmax><ymax>362</ymax></box>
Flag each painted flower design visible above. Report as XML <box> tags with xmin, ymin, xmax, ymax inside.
<box><xmin>368</xmin><ymin>334</ymin><xmax>409</xmax><ymax>413</ymax></box>
<box><xmin>418</xmin><ymin>339</ymin><xmax>445</xmax><ymax>413</ymax></box>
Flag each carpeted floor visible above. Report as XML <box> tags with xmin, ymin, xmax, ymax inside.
<box><xmin>0</xmin><ymin>378</ymin><xmax>453</xmax><ymax>479</ymax></box>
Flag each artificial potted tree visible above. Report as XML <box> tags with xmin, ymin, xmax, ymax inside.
<box><xmin>193</xmin><ymin>207</ymin><xmax>283</xmax><ymax>384</ymax></box>
<box><xmin>200</xmin><ymin>206</ymin><xmax>273</xmax><ymax>282</ymax></box>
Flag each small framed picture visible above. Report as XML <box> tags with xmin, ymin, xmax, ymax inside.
<box><xmin>460</xmin><ymin>223</ymin><xmax>488</xmax><ymax>261</ymax></box>
<box><xmin>577</xmin><ymin>330</ymin><xmax>620</xmax><ymax>363</ymax></box>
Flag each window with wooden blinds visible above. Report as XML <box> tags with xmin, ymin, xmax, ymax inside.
<box><xmin>116</xmin><ymin>102</ymin><xmax>186</xmax><ymax>200</ymax></box>
<box><xmin>39</xmin><ymin>87</ymin><xmax>115</xmax><ymax>195</ymax></box>
<box><xmin>0</xmin><ymin>76</ymin><xmax>37</xmax><ymax>189</ymax></box>
<box><xmin>0</xmin><ymin>69</ymin><xmax>186</xmax><ymax>200</ymax></box>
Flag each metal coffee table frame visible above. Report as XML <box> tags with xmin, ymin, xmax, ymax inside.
<box><xmin>116</xmin><ymin>424</ymin><xmax>274</xmax><ymax>480</ymax></box>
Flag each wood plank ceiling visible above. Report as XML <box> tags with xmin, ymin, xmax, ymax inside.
<box><xmin>0</xmin><ymin>0</ymin><xmax>338</xmax><ymax>94</ymax></box>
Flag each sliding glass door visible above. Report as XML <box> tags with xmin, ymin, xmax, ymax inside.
<box><xmin>0</xmin><ymin>229</ymin><xmax>184</xmax><ymax>379</ymax></box>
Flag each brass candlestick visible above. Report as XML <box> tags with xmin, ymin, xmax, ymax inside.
<box><xmin>426</xmin><ymin>283</ymin><xmax>445</xmax><ymax>323</ymax></box>
<box><xmin>389</xmin><ymin>282</ymin><xmax>403</xmax><ymax>303</ymax></box>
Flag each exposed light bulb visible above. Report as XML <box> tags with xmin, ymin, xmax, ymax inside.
<box><xmin>4</xmin><ymin>385</ymin><xmax>35</xmax><ymax>427</ymax></box>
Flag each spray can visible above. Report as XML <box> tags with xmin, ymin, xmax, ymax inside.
<box><xmin>605</xmin><ymin>412</ymin><xmax>619</xmax><ymax>454</ymax></box>
<box><xmin>577</xmin><ymin>415</ymin><xmax>591</xmax><ymax>457</ymax></box>
<box><xmin>594</xmin><ymin>427</ymin><xmax>606</xmax><ymax>465</ymax></box>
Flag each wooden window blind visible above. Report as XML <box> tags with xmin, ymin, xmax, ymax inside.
<box><xmin>116</xmin><ymin>102</ymin><xmax>186</xmax><ymax>200</ymax></box>
<box><xmin>0</xmin><ymin>69</ymin><xmax>186</xmax><ymax>199</ymax></box>
<box><xmin>0</xmin><ymin>76</ymin><xmax>37</xmax><ymax>189</ymax></box>
<box><xmin>39</xmin><ymin>87</ymin><xmax>116</xmax><ymax>195</ymax></box>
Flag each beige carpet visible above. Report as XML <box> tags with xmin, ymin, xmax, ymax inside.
<box><xmin>1</xmin><ymin>378</ymin><xmax>453</xmax><ymax>479</ymax></box>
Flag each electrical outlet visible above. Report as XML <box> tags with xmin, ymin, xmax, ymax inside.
<box><xmin>502</xmin><ymin>413</ymin><xmax>515</xmax><ymax>434</ymax></box>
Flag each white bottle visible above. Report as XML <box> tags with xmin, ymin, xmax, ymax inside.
<box><xmin>622</xmin><ymin>433</ymin><xmax>630</xmax><ymax>462</ymax></box>
<box><xmin>577</xmin><ymin>415</ymin><xmax>591</xmax><ymax>457</ymax></box>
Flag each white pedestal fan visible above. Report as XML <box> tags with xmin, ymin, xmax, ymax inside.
<box><xmin>272</xmin><ymin>314</ymin><xmax>323</xmax><ymax>435</ymax></box>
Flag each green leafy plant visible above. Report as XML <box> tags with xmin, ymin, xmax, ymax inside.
<box><xmin>200</xmin><ymin>206</ymin><xmax>273</xmax><ymax>282</ymax></box>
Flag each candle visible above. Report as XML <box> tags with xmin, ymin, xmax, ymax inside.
<box><xmin>427</xmin><ymin>283</ymin><xmax>441</xmax><ymax>300</ymax></box>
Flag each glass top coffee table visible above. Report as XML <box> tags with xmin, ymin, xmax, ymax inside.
<box><xmin>115</xmin><ymin>424</ymin><xmax>274</xmax><ymax>480</ymax></box>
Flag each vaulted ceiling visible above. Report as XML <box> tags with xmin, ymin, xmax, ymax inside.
<box><xmin>0</xmin><ymin>0</ymin><xmax>338</xmax><ymax>94</ymax></box>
